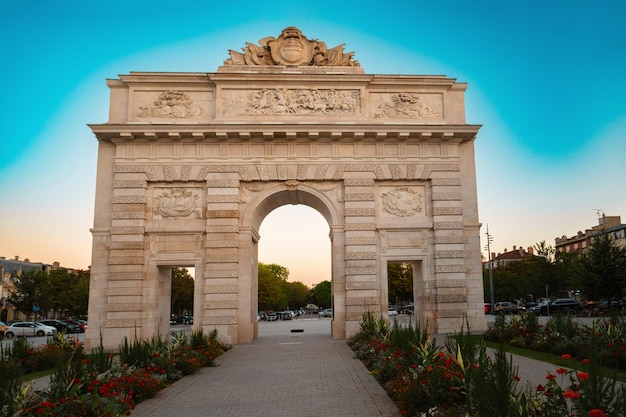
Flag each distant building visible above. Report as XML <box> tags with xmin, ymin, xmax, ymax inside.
<box><xmin>485</xmin><ymin>245</ymin><xmax>535</xmax><ymax>269</ymax></box>
<box><xmin>555</xmin><ymin>214</ymin><xmax>626</xmax><ymax>254</ymax></box>
<box><xmin>0</xmin><ymin>256</ymin><xmax>74</xmax><ymax>322</ymax></box>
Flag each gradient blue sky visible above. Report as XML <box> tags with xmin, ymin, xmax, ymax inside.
<box><xmin>1</xmin><ymin>1</ymin><xmax>624</xmax><ymax>286</ymax></box>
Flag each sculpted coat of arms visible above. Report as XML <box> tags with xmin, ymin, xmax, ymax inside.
<box><xmin>381</xmin><ymin>187</ymin><xmax>424</xmax><ymax>217</ymax></box>
<box><xmin>225</xmin><ymin>26</ymin><xmax>359</xmax><ymax>67</ymax></box>
<box><xmin>155</xmin><ymin>188</ymin><xmax>199</xmax><ymax>219</ymax></box>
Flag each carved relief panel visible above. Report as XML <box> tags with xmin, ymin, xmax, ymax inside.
<box><xmin>146</xmin><ymin>184</ymin><xmax>205</xmax><ymax>221</ymax></box>
<box><xmin>378</xmin><ymin>185</ymin><xmax>426</xmax><ymax>218</ymax></box>
<box><xmin>220</xmin><ymin>88</ymin><xmax>361</xmax><ymax>117</ymax></box>
<box><xmin>131</xmin><ymin>90</ymin><xmax>214</xmax><ymax>121</ymax></box>
<box><xmin>371</xmin><ymin>93</ymin><xmax>443</xmax><ymax>120</ymax></box>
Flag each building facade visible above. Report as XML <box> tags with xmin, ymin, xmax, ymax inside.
<box><xmin>555</xmin><ymin>214</ymin><xmax>626</xmax><ymax>254</ymax></box>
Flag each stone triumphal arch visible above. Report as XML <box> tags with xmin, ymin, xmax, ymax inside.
<box><xmin>86</xmin><ymin>27</ymin><xmax>486</xmax><ymax>350</ymax></box>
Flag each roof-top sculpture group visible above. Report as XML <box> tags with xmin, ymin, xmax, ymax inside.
<box><xmin>225</xmin><ymin>26</ymin><xmax>359</xmax><ymax>67</ymax></box>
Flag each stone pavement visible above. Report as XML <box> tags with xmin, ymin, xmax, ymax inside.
<box><xmin>130</xmin><ymin>319</ymin><xmax>401</xmax><ymax>417</ymax></box>
<box><xmin>129</xmin><ymin>318</ymin><xmax>567</xmax><ymax>417</ymax></box>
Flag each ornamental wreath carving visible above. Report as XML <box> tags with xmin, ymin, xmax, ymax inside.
<box><xmin>375</xmin><ymin>93</ymin><xmax>438</xmax><ymax>119</ymax></box>
<box><xmin>155</xmin><ymin>188</ymin><xmax>199</xmax><ymax>219</ymax></box>
<box><xmin>138</xmin><ymin>91</ymin><xmax>202</xmax><ymax>118</ymax></box>
<box><xmin>224</xmin><ymin>26</ymin><xmax>359</xmax><ymax>67</ymax></box>
<box><xmin>246</xmin><ymin>88</ymin><xmax>359</xmax><ymax>115</ymax></box>
<box><xmin>381</xmin><ymin>187</ymin><xmax>424</xmax><ymax>217</ymax></box>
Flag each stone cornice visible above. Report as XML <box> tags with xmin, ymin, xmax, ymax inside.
<box><xmin>89</xmin><ymin>123</ymin><xmax>480</xmax><ymax>143</ymax></box>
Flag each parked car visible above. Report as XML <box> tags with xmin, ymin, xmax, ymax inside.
<box><xmin>531</xmin><ymin>298</ymin><xmax>582</xmax><ymax>316</ymax></box>
<box><xmin>280</xmin><ymin>310</ymin><xmax>295</xmax><ymax>320</ymax></box>
<box><xmin>319</xmin><ymin>308</ymin><xmax>332</xmax><ymax>318</ymax></box>
<box><xmin>64</xmin><ymin>319</ymin><xmax>87</xmax><ymax>332</ymax></box>
<box><xmin>4</xmin><ymin>322</ymin><xmax>58</xmax><ymax>338</ymax></box>
<box><xmin>266</xmin><ymin>313</ymin><xmax>278</xmax><ymax>321</ymax></box>
<box><xmin>39</xmin><ymin>319</ymin><xmax>82</xmax><ymax>334</ymax></box>
<box><xmin>388</xmin><ymin>308</ymin><xmax>398</xmax><ymax>316</ymax></box>
<box><xmin>0</xmin><ymin>321</ymin><xmax>8</xmax><ymax>334</ymax></box>
<box><xmin>494</xmin><ymin>302</ymin><xmax>523</xmax><ymax>314</ymax></box>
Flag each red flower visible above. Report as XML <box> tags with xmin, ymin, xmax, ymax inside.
<box><xmin>556</xmin><ymin>367</ymin><xmax>568</xmax><ymax>375</ymax></box>
<box><xmin>589</xmin><ymin>409</ymin><xmax>608</xmax><ymax>417</ymax></box>
<box><xmin>582</xmin><ymin>358</ymin><xmax>590</xmax><ymax>364</ymax></box>
<box><xmin>561</xmin><ymin>354</ymin><xmax>572</xmax><ymax>360</ymax></box>
<box><xmin>577</xmin><ymin>371</ymin><xmax>589</xmax><ymax>381</ymax></box>
<box><xmin>564</xmin><ymin>389</ymin><xmax>581</xmax><ymax>399</ymax></box>
<box><xmin>546</xmin><ymin>373</ymin><xmax>556</xmax><ymax>380</ymax></box>
<box><xmin>536</xmin><ymin>384</ymin><xmax>545</xmax><ymax>392</ymax></box>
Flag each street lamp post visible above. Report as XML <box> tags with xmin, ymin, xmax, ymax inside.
<box><xmin>485</xmin><ymin>225</ymin><xmax>495</xmax><ymax>313</ymax></box>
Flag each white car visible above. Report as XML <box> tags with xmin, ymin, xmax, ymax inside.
<box><xmin>4</xmin><ymin>321</ymin><xmax>58</xmax><ymax>338</ymax></box>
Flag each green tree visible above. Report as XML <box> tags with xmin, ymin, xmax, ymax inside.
<box><xmin>7</xmin><ymin>269</ymin><xmax>53</xmax><ymax>319</ymax></box>
<box><xmin>171</xmin><ymin>267</ymin><xmax>194</xmax><ymax>315</ymax></box>
<box><xmin>387</xmin><ymin>262</ymin><xmax>413</xmax><ymax>305</ymax></box>
<box><xmin>288</xmin><ymin>281</ymin><xmax>310</xmax><ymax>309</ymax></box>
<box><xmin>258</xmin><ymin>262</ymin><xmax>289</xmax><ymax>311</ymax></box>
<box><xmin>580</xmin><ymin>233</ymin><xmax>626</xmax><ymax>300</ymax></box>
<box><xmin>48</xmin><ymin>269</ymin><xmax>90</xmax><ymax>318</ymax></box>
<box><xmin>311</xmin><ymin>280</ymin><xmax>331</xmax><ymax>308</ymax></box>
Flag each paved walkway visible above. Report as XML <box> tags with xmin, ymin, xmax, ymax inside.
<box><xmin>129</xmin><ymin>319</ymin><xmax>567</xmax><ymax>417</ymax></box>
<box><xmin>130</xmin><ymin>319</ymin><xmax>401</xmax><ymax>417</ymax></box>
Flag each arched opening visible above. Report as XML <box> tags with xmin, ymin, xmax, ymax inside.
<box><xmin>239</xmin><ymin>182</ymin><xmax>346</xmax><ymax>342</ymax></box>
<box><xmin>257</xmin><ymin>204</ymin><xmax>332</xmax><ymax>336</ymax></box>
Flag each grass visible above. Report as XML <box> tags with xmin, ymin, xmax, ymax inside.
<box><xmin>484</xmin><ymin>339</ymin><xmax>626</xmax><ymax>383</ymax></box>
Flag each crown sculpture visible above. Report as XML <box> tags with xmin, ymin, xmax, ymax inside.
<box><xmin>224</xmin><ymin>26</ymin><xmax>359</xmax><ymax>67</ymax></box>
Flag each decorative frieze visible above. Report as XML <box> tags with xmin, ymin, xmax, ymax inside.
<box><xmin>436</xmin><ymin>280</ymin><xmax>467</xmax><ymax>288</ymax></box>
<box><xmin>204</xmin><ymin>285</ymin><xmax>238</xmax><ymax>294</ymax></box>
<box><xmin>345</xmin><ymin>252</ymin><xmax>376</xmax><ymax>260</ymax></box>
<box><xmin>433</xmin><ymin>207</ymin><xmax>463</xmax><ymax>216</ymax></box>
<box><xmin>434</xmin><ymin>235</ymin><xmax>465</xmax><ymax>244</ymax></box>
<box><xmin>436</xmin><ymin>294</ymin><xmax>468</xmax><ymax>303</ymax></box>
<box><xmin>109</xmin><ymin>241</ymin><xmax>144</xmax><ymax>250</ymax></box>
<box><xmin>109</xmin><ymin>257</ymin><xmax>143</xmax><ymax>265</ymax></box>
<box><xmin>113</xmin><ymin>180</ymin><xmax>147</xmax><ymax>188</ymax></box>
<box><xmin>206</xmin><ymin>210</ymin><xmax>240</xmax><ymax>218</ymax></box>
<box><xmin>107</xmin><ymin>303</ymin><xmax>142</xmax><ymax>312</ymax></box>
<box><xmin>421</xmin><ymin>164</ymin><xmax>460</xmax><ymax>180</ymax></box>
<box><xmin>432</xmin><ymin>192</ymin><xmax>462</xmax><ymax>201</ymax></box>
<box><xmin>203</xmin><ymin>316</ymin><xmax>237</xmax><ymax>325</ymax></box>
<box><xmin>206</xmin><ymin>300</ymin><xmax>238</xmax><ymax>309</ymax></box>
<box><xmin>345</xmin><ymin>267</ymin><xmax>377</xmax><ymax>275</ymax></box>
<box><xmin>346</xmin><ymin>282</ymin><xmax>378</xmax><ymax>290</ymax></box>
<box><xmin>204</xmin><ymin>270</ymin><xmax>238</xmax><ymax>278</ymax></box>
<box><xmin>206</xmin><ymin>225</ymin><xmax>239</xmax><ymax>233</ymax></box>
<box><xmin>344</xmin><ymin>193</ymin><xmax>375</xmax><ymax>201</ymax></box>
<box><xmin>344</xmin><ymin>208</ymin><xmax>375</xmax><ymax>217</ymax></box>
<box><xmin>109</xmin><ymin>272</ymin><xmax>142</xmax><ymax>281</ymax></box>
<box><xmin>107</xmin><ymin>288</ymin><xmax>143</xmax><ymax>296</ymax></box>
<box><xmin>344</xmin><ymin>223</ymin><xmax>377</xmax><ymax>231</ymax></box>
<box><xmin>435</xmin><ymin>250</ymin><xmax>465</xmax><ymax>259</ymax></box>
<box><xmin>343</xmin><ymin>178</ymin><xmax>375</xmax><ymax>187</ymax></box>
<box><xmin>345</xmin><ymin>237</ymin><xmax>377</xmax><ymax>245</ymax></box>
<box><xmin>436</xmin><ymin>309</ymin><xmax>466</xmax><ymax>318</ymax></box>
<box><xmin>431</xmin><ymin>178</ymin><xmax>461</xmax><ymax>186</ymax></box>
<box><xmin>206</xmin><ymin>254</ymin><xmax>239</xmax><ymax>263</ymax></box>
<box><xmin>111</xmin><ymin>211</ymin><xmax>144</xmax><ymax>220</ymax></box>
<box><xmin>112</xmin><ymin>195</ymin><xmax>146</xmax><ymax>204</ymax></box>
<box><xmin>206</xmin><ymin>179</ymin><xmax>240</xmax><ymax>188</ymax></box>
<box><xmin>106</xmin><ymin>319</ymin><xmax>139</xmax><ymax>328</ymax></box>
<box><xmin>111</xmin><ymin>226</ymin><xmax>144</xmax><ymax>235</ymax></box>
<box><xmin>345</xmin><ymin>297</ymin><xmax>378</xmax><ymax>306</ymax></box>
<box><xmin>206</xmin><ymin>195</ymin><xmax>240</xmax><ymax>203</ymax></box>
<box><xmin>433</xmin><ymin>222</ymin><xmax>464</xmax><ymax>230</ymax></box>
<box><xmin>435</xmin><ymin>265</ymin><xmax>466</xmax><ymax>273</ymax></box>
<box><xmin>205</xmin><ymin>240</ymin><xmax>238</xmax><ymax>248</ymax></box>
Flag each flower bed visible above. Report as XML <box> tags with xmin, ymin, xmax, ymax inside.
<box><xmin>0</xmin><ymin>329</ymin><xmax>230</xmax><ymax>417</ymax></box>
<box><xmin>348</xmin><ymin>312</ymin><xmax>626</xmax><ymax>417</ymax></box>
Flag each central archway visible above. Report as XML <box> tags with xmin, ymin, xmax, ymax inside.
<box><xmin>238</xmin><ymin>181</ymin><xmax>346</xmax><ymax>341</ymax></box>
